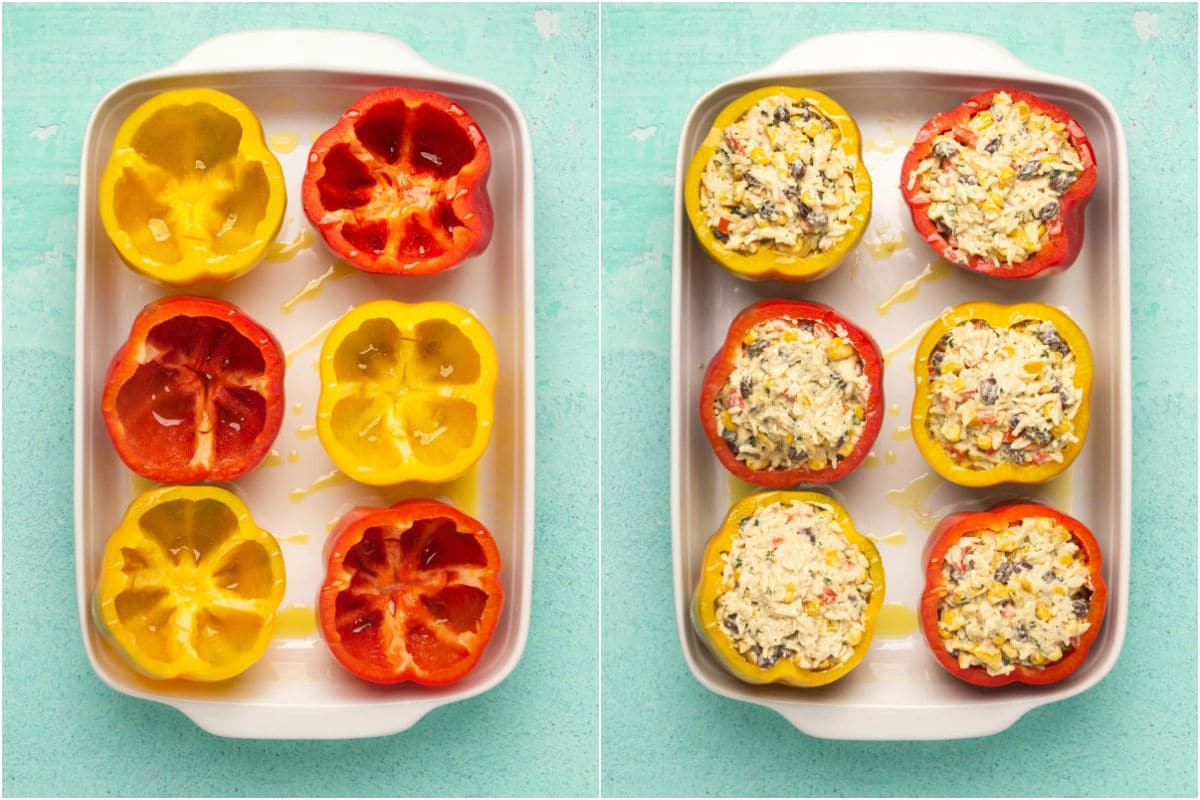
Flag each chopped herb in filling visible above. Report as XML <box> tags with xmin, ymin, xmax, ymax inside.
<box><xmin>717</xmin><ymin>500</ymin><xmax>874</xmax><ymax>671</ymax></box>
<box><xmin>938</xmin><ymin>517</ymin><xmax>1093</xmax><ymax>676</ymax></box>
<box><xmin>926</xmin><ymin>319</ymin><xmax>1079</xmax><ymax>469</ymax></box>
<box><xmin>700</xmin><ymin>94</ymin><xmax>860</xmax><ymax>256</ymax></box>
<box><xmin>906</xmin><ymin>91</ymin><xmax>1083</xmax><ymax>267</ymax></box>
<box><xmin>716</xmin><ymin>316</ymin><xmax>868</xmax><ymax>472</ymax></box>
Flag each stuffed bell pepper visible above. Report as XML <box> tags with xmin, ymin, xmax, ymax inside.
<box><xmin>920</xmin><ymin>503</ymin><xmax>1107</xmax><ymax>686</ymax></box>
<box><xmin>684</xmin><ymin>87</ymin><xmax>872</xmax><ymax>281</ymax></box>
<box><xmin>700</xmin><ymin>300</ymin><xmax>884</xmax><ymax>486</ymax></box>
<box><xmin>900</xmin><ymin>89</ymin><xmax>1097</xmax><ymax>279</ymax></box>
<box><xmin>911</xmin><ymin>301</ymin><xmax>1092</xmax><ymax>487</ymax></box>
<box><xmin>98</xmin><ymin>88</ymin><xmax>286</xmax><ymax>285</ymax></box>
<box><xmin>693</xmin><ymin>491</ymin><xmax>885</xmax><ymax>686</ymax></box>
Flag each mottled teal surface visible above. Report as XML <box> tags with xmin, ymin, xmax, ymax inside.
<box><xmin>2</xmin><ymin>3</ymin><xmax>598</xmax><ymax>797</ymax></box>
<box><xmin>601</xmin><ymin>3</ymin><xmax>1197</xmax><ymax>798</ymax></box>
<box><xmin>5</xmin><ymin>1</ymin><xmax>1198</xmax><ymax>797</ymax></box>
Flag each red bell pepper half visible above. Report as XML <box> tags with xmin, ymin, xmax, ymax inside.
<box><xmin>698</xmin><ymin>299</ymin><xmax>884</xmax><ymax>486</ymax></box>
<box><xmin>318</xmin><ymin>499</ymin><xmax>504</xmax><ymax>686</ymax></box>
<box><xmin>899</xmin><ymin>88</ymin><xmax>1097</xmax><ymax>279</ymax></box>
<box><xmin>920</xmin><ymin>503</ymin><xmax>1108</xmax><ymax>687</ymax></box>
<box><xmin>301</xmin><ymin>87</ymin><xmax>493</xmax><ymax>276</ymax></box>
<box><xmin>101</xmin><ymin>296</ymin><xmax>285</xmax><ymax>483</ymax></box>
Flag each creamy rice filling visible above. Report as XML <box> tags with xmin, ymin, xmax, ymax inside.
<box><xmin>700</xmin><ymin>94</ymin><xmax>860</xmax><ymax>256</ymax></box>
<box><xmin>716</xmin><ymin>317</ymin><xmax>868</xmax><ymax>472</ymax></box>
<box><xmin>717</xmin><ymin>500</ymin><xmax>874</xmax><ymax>671</ymax></box>
<box><xmin>905</xmin><ymin>91</ymin><xmax>1083</xmax><ymax>267</ymax></box>
<box><xmin>938</xmin><ymin>517</ymin><xmax>1093</xmax><ymax>675</ymax></box>
<box><xmin>926</xmin><ymin>319</ymin><xmax>1079</xmax><ymax>469</ymax></box>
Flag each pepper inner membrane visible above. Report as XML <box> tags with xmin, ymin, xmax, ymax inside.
<box><xmin>114</xmin><ymin>314</ymin><xmax>269</xmax><ymax>472</ymax></box>
<box><xmin>111</xmin><ymin>497</ymin><xmax>276</xmax><ymax>667</ymax></box>
<box><xmin>115</xmin><ymin>102</ymin><xmax>271</xmax><ymax>264</ymax></box>
<box><xmin>315</xmin><ymin>99</ymin><xmax>479</xmax><ymax>266</ymax></box>
<box><xmin>329</xmin><ymin>316</ymin><xmax>481</xmax><ymax>468</ymax></box>
<box><xmin>332</xmin><ymin>518</ymin><xmax>490</xmax><ymax>672</ymax></box>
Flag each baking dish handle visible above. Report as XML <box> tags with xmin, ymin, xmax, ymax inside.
<box><xmin>174</xmin><ymin>697</ymin><xmax>441</xmax><ymax>740</ymax></box>
<box><xmin>774</xmin><ymin>701</ymin><xmax>1033</xmax><ymax>740</ymax></box>
<box><xmin>154</xmin><ymin>29</ymin><xmax>453</xmax><ymax>80</ymax></box>
<box><xmin>756</xmin><ymin>31</ymin><xmax>1049</xmax><ymax>80</ymax></box>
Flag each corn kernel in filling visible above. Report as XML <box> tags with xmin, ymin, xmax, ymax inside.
<box><xmin>717</xmin><ymin>501</ymin><xmax>874</xmax><ymax>671</ymax></box>
<box><xmin>700</xmin><ymin>95</ymin><xmax>860</xmax><ymax>256</ymax></box>
<box><xmin>938</xmin><ymin>517</ymin><xmax>1093</xmax><ymax>676</ymax></box>
<box><xmin>905</xmin><ymin>91</ymin><xmax>1083</xmax><ymax>267</ymax></box>
<box><xmin>716</xmin><ymin>317</ymin><xmax>868</xmax><ymax>472</ymax></box>
<box><xmin>926</xmin><ymin>319</ymin><xmax>1079</xmax><ymax>469</ymax></box>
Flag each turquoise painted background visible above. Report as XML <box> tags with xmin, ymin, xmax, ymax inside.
<box><xmin>601</xmin><ymin>3</ymin><xmax>1197</xmax><ymax>798</ymax></box>
<box><xmin>3</xmin><ymin>1</ymin><xmax>1198</xmax><ymax>798</ymax></box>
<box><xmin>2</xmin><ymin>3</ymin><xmax>598</xmax><ymax>797</ymax></box>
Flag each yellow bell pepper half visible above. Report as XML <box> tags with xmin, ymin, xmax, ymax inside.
<box><xmin>98</xmin><ymin>88</ymin><xmax>286</xmax><ymax>285</ymax></box>
<box><xmin>316</xmin><ymin>300</ymin><xmax>498</xmax><ymax>486</ymax></box>
<box><xmin>683</xmin><ymin>86</ymin><xmax>872</xmax><ymax>282</ymax></box>
<box><xmin>911</xmin><ymin>301</ymin><xmax>1093</xmax><ymax>487</ymax></box>
<box><xmin>93</xmin><ymin>485</ymin><xmax>286</xmax><ymax>681</ymax></box>
<box><xmin>692</xmin><ymin>491</ymin><xmax>885</xmax><ymax>687</ymax></box>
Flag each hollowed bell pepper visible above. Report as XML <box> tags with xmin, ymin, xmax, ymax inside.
<box><xmin>316</xmin><ymin>300</ymin><xmax>497</xmax><ymax>485</ymax></box>
<box><xmin>683</xmin><ymin>86</ymin><xmax>872</xmax><ymax>282</ymax></box>
<box><xmin>94</xmin><ymin>485</ymin><xmax>286</xmax><ymax>681</ymax></box>
<box><xmin>101</xmin><ymin>295</ymin><xmax>285</xmax><ymax>483</ymax></box>
<box><xmin>693</xmin><ymin>491</ymin><xmax>885</xmax><ymax>686</ymax></box>
<box><xmin>301</xmin><ymin>87</ymin><xmax>493</xmax><ymax>276</ymax></box>
<box><xmin>98</xmin><ymin>88</ymin><xmax>286</xmax><ymax>285</ymax></box>
<box><xmin>318</xmin><ymin>499</ymin><xmax>503</xmax><ymax>685</ymax></box>
<box><xmin>699</xmin><ymin>299</ymin><xmax>884</xmax><ymax>486</ymax></box>
<box><xmin>899</xmin><ymin>88</ymin><xmax>1097</xmax><ymax>279</ymax></box>
<box><xmin>912</xmin><ymin>301</ymin><xmax>1092</xmax><ymax>487</ymax></box>
<box><xmin>920</xmin><ymin>503</ymin><xmax>1107</xmax><ymax>686</ymax></box>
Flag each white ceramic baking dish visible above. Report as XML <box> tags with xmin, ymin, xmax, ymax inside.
<box><xmin>74</xmin><ymin>30</ymin><xmax>535</xmax><ymax>739</ymax></box>
<box><xmin>670</xmin><ymin>31</ymin><xmax>1130</xmax><ymax>740</ymax></box>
